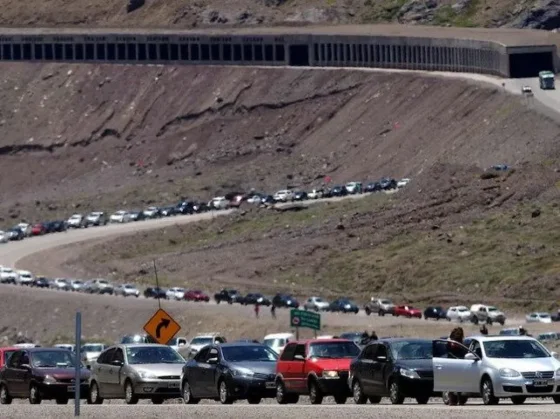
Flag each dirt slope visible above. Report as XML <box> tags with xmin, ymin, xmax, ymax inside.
<box><xmin>0</xmin><ymin>0</ymin><xmax>544</xmax><ymax>29</ymax></box>
<box><xmin>1</xmin><ymin>64</ymin><xmax>559</xmax><ymax>225</ymax></box>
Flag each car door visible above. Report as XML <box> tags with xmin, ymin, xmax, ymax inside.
<box><xmin>370</xmin><ymin>344</ymin><xmax>391</xmax><ymax>395</ymax></box>
<box><xmin>464</xmin><ymin>340</ymin><xmax>484</xmax><ymax>393</ymax></box>
<box><xmin>432</xmin><ymin>340</ymin><xmax>478</xmax><ymax>393</ymax></box>
<box><xmin>198</xmin><ymin>346</ymin><xmax>220</xmax><ymax>396</ymax></box>
<box><xmin>109</xmin><ymin>348</ymin><xmax>126</xmax><ymax>396</ymax></box>
<box><xmin>186</xmin><ymin>348</ymin><xmax>209</xmax><ymax>397</ymax></box>
<box><xmin>3</xmin><ymin>351</ymin><xmax>24</xmax><ymax>396</ymax></box>
<box><xmin>17</xmin><ymin>352</ymin><xmax>33</xmax><ymax>396</ymax></box>
<box><xmin>356</xmin><ymin>344</ymin><xmax>376</xmax><ymax>395</ymax></box>
<box><xmin>93</xmin><ymin>348</ymin><xmax>116</xmax><ymax>398</ymax></box>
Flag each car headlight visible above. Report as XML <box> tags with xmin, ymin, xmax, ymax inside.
<box><xmin>499</xmin><ymin>368</ymin><xmax>521</xmax><ymax>378</ymax></box>
<box><xmin>232</xmin><ymin>367</ymin><xmax>254</xmax><ymax>378</ymax></box>
<box><xmin>137</xmin><ymin>370</ymin><xmax>158</xmax><ymax>379</ymax></box>
<box><xmin>400</xmin><ymin>368</ymin><xmax>420</xmax><ymax>379</ymax></box>
<box><xmin>555</xmin><ymin>368</ymin><xmax>560</xmax><ymax>378</ymax></box>
<box><xmin>322</xmin><ymin>370</ymin><xmax>339</xmax><ymax>378</ymax></box>
<box><xmin>43</xmin><ymin>375</ymin><xmax>57</xmax><ymax>384</ymax></box>
<box><xmin>345</xmin><ymin>304</ymin><xmax>351</xmax><ymax>309</ymax></box>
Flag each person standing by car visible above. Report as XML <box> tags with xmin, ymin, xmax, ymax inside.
<box><xmin>270</xmin><ymin>304</ymin><xmax>276</xmax><ymax>319</ymax></box>
<box><xmin>479</xmin><ymin>324</ymin><xmax>488</xmax><ymax>335</ymax></box>
<box><xmin>447</xmin><ymin>327</ymin><xmax>467</xmax><ymax>406</ymax></box>
<box><xmin>360</xmin><ymin>330</ymin><xmax>370</xmax><ymax>346</ymax></box>
<box><xmin>370</xmin><ymin>330</ymin><xmax>378</xmax><ymax>341</ymax></box>
<box><xmin>254</xmin><ymin>303</ymin><xmax>260</xmax><ymax>319</ymax></box>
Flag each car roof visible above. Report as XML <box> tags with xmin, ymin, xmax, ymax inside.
<box><xmin>264</xmin><ymin>333</ymin><xmax>294</xmax><ymax>339</ymax></box>
<box><xmin>467</xmin><ymin>336</ymin><xmax>536</xmax><ymax>342</ymax></box>
<box><xmin>219</xmin><ymin>342</ymin><xmax>264</xmax><ymax>348</ymax></box>
<box><xmin>290</xmin><ymin>338</ymin><xmax>353</xmax><ymax>344</ymax></box>
<box><xmin>23</xmin><ymin>347</ymin><xmax>69</xmax><ymax>353</ymax></box>
<box><xmin>116</xmin><ymin>343</ymin><xmax>168</xmax><ymax>349</ymax></box>
<box><xmin>377</xmin><ymin>337</ymin><xmax>432</xmax><ymax>344</ymax></box>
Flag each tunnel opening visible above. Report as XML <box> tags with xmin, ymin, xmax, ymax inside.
<box><xmin>289</xmin><ymin>44</ymin><xmax>309</xmax><ymax>66</ymax></box>
<box><xmin>509</xmin><ymin>52</ymin><xmax>554</xmax><ymax>78</ymax></box>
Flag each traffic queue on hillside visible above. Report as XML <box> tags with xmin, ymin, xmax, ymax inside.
<box><xmin>1</xmin><ymin>329</ymin><xmax>560</xmax><ymax>407</ymax></box>
<box><xmin>0</xmin><ymin>177</ymin><xmax>409</xmax><ymax>244</ymax></box>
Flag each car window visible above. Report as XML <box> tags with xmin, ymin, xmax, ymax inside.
<box><xmin>308</xmin><ymin>341</ymin><xmax>360</xmax><ymax>359</ymax></box>
<box><xmin>206</xmin><ymin>347</ymin><xmax>219</xmax><ymax>362</ymax></box>
<box><xmin>113</xmin><ymin>348</ymin><xmax>124</xmax><ymax>363</ymax></box>
<box><xmin>483</xmin><ymin>340</ymin><xmax>550</xmax><ymax>359</ymax></box>
<box><xmin>191</xmin><ymin>337</ymin><xmax>213</xmax><ymax>346</ymax></box>
<box><xmin>3</xmin><ymin>350</ymin><xmax>16</xmax><ymax>366</ymax></box>
<box><xmin>222</xmin><ymin>345</ymin><xmax>278</xmax><ymax>362</ymax></box>
<box><xmin>390</xmin><ymin>341</ymin><xmax>432</xmax><ymax>360</ymax></box>
<box><xmin>362</xmin><ymin>344</ymin><xmax>377</xmax><ymax>360</ymax></box>
<box><xmin>194</xmin><ymin>347</ymin><xmax>209</xmax><ymax>362</ymax></box>
<box><xmin>97</xmin><ymin>348</ymin><xmax>115</xmax><ymax>364</ymax></box>
<box><xmin>8</xmin><ymin>351</ymin><xmax>22</xmax><ymax>368</ymax></box>
<box><xmin>126</xmin><ymin>346</ymin><xmax>184</xmax><ymax>364</ymax></box>
<box><xmin>293</xmin><ymin>344</ymin><xmax>306</xmax><ymax>359</ymax></box>
<box><xmin>279</xmin><ymin>343</ymin><xmax>296</xmax><ymax>360</ymax></box>
<box><xmin>469</xmin><ymin>340</ymin><xmax>483</xmax><ymax>358</ymax></box>
<box><xmin>31</xmin><ymin>351</ymin><xmax>75</xmax><ymax>368</ymax></box>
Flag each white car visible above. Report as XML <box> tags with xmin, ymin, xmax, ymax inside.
<box><xmin>263</xmin><ymin>333</ymin><xmax>295</xmax><ymax>355</ymax></box>
<box><xmin>66</xmin><ymin>214</ymin><xmax>84</xmax><ymax>228</ymax></box>
<box><xmin>208</xmin><ymin>197</ymin><xmax>229</xmax><ymax>210</ymax></box>
<box><xmin>166</xmin><ymin>287</ymin><xmax>186</xmax><ymax>300</ymax></box>
<box><xmin>0</xmin><ymin>231</ymin><xmax>8</xmax><ymax>243</ymax></box>
<box><xmin>17</xmin><ymin>223</ymin><xmax>32</xmax><ymax>237</ymax></box>
<box><xmin>16</xmin><ymin>270</ymin><xmax>33</xmax><ymax>285</ymax></box>
<box><xmin>433</xmin><ymin>336</ymin><xmax>560</xmax><ymax>405</ymax></box>
<box><xmin>247</xmin><ymin>194</ymin><xmax>264</xmax><ymax>204</ymax></box>
<box><xmin>54</xmin><ymin>344</ymin><xmax>75</xmax><ymax>352</ymax></box>
<box><xmin>522</xmin><ymin>85</ymin><xmax>533</xmax><ymax>96</ymax></box>
<box><xmin>70</xmin><ymin>279</ymin><xmax>85</xmax><ymax>292</ymax></box>
<box><xmin>446</xmin><ymin>306</ymin><xmax>472</xmax><ymax>323</ymax></box>
<box><xmin>0</xmin><ymin>267</ymin><xmax>18</xmax><ymax>283</ymax></box>
<box><xmin>345</xmin><ymin>182</ymin><xmax>362</xmax><ymax>194</ymax></box>
<box><xmin>273</xmin><ymin>190</ymin><xmax>294</xmax><ymax>202</ymax></box>
<box><xmin>110</xmin><ymin>210</ymin><xmax>132</xmax><ymax>223</ymax></box>
<box><xmin>307</xmin><ymin>189</ymin><xmax>324</xmax><ymax>199</ymax></box>
<box><xmin>51</xmin><ymin>278</ymin><xmax>71</xmax><ymax>291</ymax></box>
<box><xmin>142</xmin><ymin>206</ymin><xmax>160</xmax><ymax>218</ymax></box>
<box><xmin>114</xmin><ymin>283</ymin><xmax>140</xmax><ymax>297</ymax></box>
<box><xmin>397</xmin><ymin>178</ymin><xmax>411</xmax><ymax>188</ymax></box>
<box><xmin>526</xmin><ymin>312</ymin><xmax>552</xmax><ymax>324</ymax></box>
<box><xmin>186</xmin><ymin>334</ymin><xmax>227</xmax><ymax>358</ymax></box>
<box><xmin>303</xmin><ymin>296</ymin><xmax>330</xmax><ymax>311</ymax></box>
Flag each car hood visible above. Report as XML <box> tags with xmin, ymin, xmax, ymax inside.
<box><xmin>84</xmin><ymin>351</ymin><xmax>102</xmax><ymax>359</ymax></box>
<box><xmin>129</xmin><ymin>363</ymin><xmax>184</xmax><ymax>376</ymax></box>
<box><xmin>39</xmin><ymin>368</ymin><xmax>90</xmax><ymax>380</ymax></box>
<box><xmin>396</xmin><ymin>358</ymin><xmax>433</xmax><ymax>371</ymax></box>
<box><xmin>230</xmin><ymin>361</ymin><xmax>276</xmax><ymax>375</ymax></box>
<box><xmin>308</xmin><ymin>358</ymin><xmax>353</xmax><ymax>371</ymax></box>
<box><xmin>487</xmin><ymin>357</ymin><xmax>559</xmax><ymax>371</ymax></box>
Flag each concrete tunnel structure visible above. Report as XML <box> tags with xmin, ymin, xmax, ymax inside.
<box><xmin>0</xmin><ymin>24</ymin><xmax>557</xmax><ymax>78</ymax></box>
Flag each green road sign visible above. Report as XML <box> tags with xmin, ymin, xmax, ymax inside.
<box><xmin>290</xmin><ymin>309</ymin><xmax>321</xmax><ymax>331</ymax></box>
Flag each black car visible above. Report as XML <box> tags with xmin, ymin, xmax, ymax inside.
<box><xmin>31</xmin><ymin>277</ymin><xmax>50</xmax><ymax>288</ymax></box>
<box><xmin>260</xmin><ymin>195</ymin><xmax>275</xmax><ymax>205</ymax></box>
<box><xmin>349</xmin><ymin>338</ymin><xmax>435</xmax><ymax>405</ymax></box>
<box><xmin>423</xmin><ymin>306</ymin><xmax>447</xmax><ymax>320</ymax></box>
<box><xmin>128</xmin><ymin>211</ymin><xmax>146</xmax><ymax>221</ymax></box>
<box><xmin>176</xmin><ymin>201</ymin><xmax>195</xmax><ymax>215</ymax></box>
<box><xmin>160</xmin><ymin>206</ymin><xmax>179</xmax><ymax>217</ymax></box>
<box><xmin>214</xmin><ymin>289</ymin><xmax>242</xmax><ymax>304</ymax></box>
<box><xmin>379</xmin><ymin>177</ymin><xmax>397</xmax><ymax>190</ymax></box>
<box><xmin>143</xmin><ymin>287</ymin><xmax>167</xmax><ymax>299</ymax></box>
<box><xmin>241</xmin><ymin>293</ymin><xmax>271</xmax><ymax>306</ymax></box>
<box><xmin>45</xmin><ymin>220</ymin><xmax>66</xmax><ymax>233</ymax></box>
<box><xmin>330</xmin><ymin>185</ymin><xmax>347</xmax><ymax>197</ymax></box>
<box><xmin>192</xmin><ymin>202</ymin><xmax>211</xmax><ymax>213</ymax></box>
<box><xmin>272</xmin><ymin>293</ymin><xmax>299</xmax><ymax>309</ymax></box>
<box><xmin>364</xmin><ymin>182</ymin><xmax>382</xmax><ymax>193</ymax></box>
<box><xmin>327</xmin><ymin>298</ymin><xmax>359</xmax><ymax>314</ymax></box>
<box><xmin>7</xmin><ymin>228</ymin><xmax>24</xmax><ymax>241</ymax></box>
<box><xmin>293</xmin><ymin>191</ymin><xmax>308</xmax><ymax>201</ymax></box>
<box><xmin>181</xmin><ymin>342</ymin><xmax>278</xmax><ymax>405</ymax></box>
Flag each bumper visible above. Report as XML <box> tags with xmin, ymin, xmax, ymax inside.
<box><xmin>316</xmin><ymin>375</ymin><xmax>351</xmax><ymax>395</ymax></box>
<box><xmin>495</xmin><ymin>378</ymin><xmax>560</xmax><ymax>397</ymax></box>
<box><xmin>226</xmin><ymin>376</ymin><xmax>276</xmax><ymax>399</ymax></box>
<box><xmin>133</xmin><ymin>379</ymin><xmax>181</xmax><ymax>397</ymax></box>
<box><xmin>38</xmin><ymin>383</ymin><xmax>89</xmax><ymax>399</ymax></box>
<box><xmin>396</xmin><ymin>376</ymin><xmax>434</xmax><ymax>397</ymax></box>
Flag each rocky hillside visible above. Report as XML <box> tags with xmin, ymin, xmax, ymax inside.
<box><xmin>0</xmin><ymin>0</ymin><xmax>558</xmax><ymax>30</ymax></box>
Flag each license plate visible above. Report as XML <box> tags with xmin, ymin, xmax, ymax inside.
<box><xmin>265</xmin><ymin>382</ymin><xmax>275</xmax><ymax>389</ymax></box>
<box><xmin>533</xmin><ymin>379</ymin><xmax>549</xmax><ymax>387</ymax></box>
<box><xmin>167</xmin><ymin>382</ymin><xmax>180</xmax><ymax>389</ymax></box>
<box><xmin>67</xmin><ymin>386</ymin><xmax>75</xmax><ymax>392</ymax></box>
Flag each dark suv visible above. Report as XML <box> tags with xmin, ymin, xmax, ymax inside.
<box><xmin>423</xmin><ymin>306</ymin><xmax>447</xmax><ymax>320</ymax></box>
<box><xmin>272</xmin><ymin>294</ymin><xmax>299</xmax><ymax>309</ymax></box>
<box><xmin>348</xmin><ymin>338</ymin><xmax>435</xmax><ymax>405</ymax></box>
<box><xmin>144</xmin><ymin>287</ymin><xmax>167</xmax><ymax>299</ymax></box>
<box><xmin>275</xmin><ymin>339</ymin><xmax>360</xmax><ymax>404</ymax></box>
<box><xmin>214</xmin><ymin>289</ymin><xmax>242</xmax><ymax>304</ymax></box>
<box><xmin>0</xmin><ymin>348</ymin><xmax>90</xmax><ymax>405</ymax></box>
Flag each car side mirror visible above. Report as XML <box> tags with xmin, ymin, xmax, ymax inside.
<box><xmin>375</xmin><ymin>356</ymin><xmax>387</xmax><ymax>362</ymax></box>
<box><xmin>207</xmin><ymin>357</ymin><xmax>218</xmax><ymax>364</ymax></box>
<box><xmin>294</xmin><ymin>355</ymin><xmax>305</xmax><ymax>361</ymax></box>
<box><xmin>551</xmin><ymin>351</ymin><xmax>558</xmax><ymax>359</ymax></box>
<box><xmin>20</xmin><ymin>364</ymin><xmax>31</xmax><ymax>370</ymax></box>
<box><xmin>465</xmin><ymin>353</ymin><xmax>479</xmax><ymax>361</ymax></box>
<box><xmin>111</xmin><ymin>360</ymin><xmax>124</xmax><ymax>366</ymax></box>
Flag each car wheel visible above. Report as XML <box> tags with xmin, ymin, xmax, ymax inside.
<box><xmin>29</xmin><ymin>384</ymin><xmax>42</xmax><ymax>404</ymax></box>
<box><xmin>181</xmin><ymin>380</ymin><xmax>199</xmax><ymax>404</ymax></box>
<box><xmin>365</xmin><ymin>307</ymin><xmax>371</xmax><ymax>316</ymax></box>
<box><xmin>552</xmin><ymin>395</ymin><xmax>560</xmax><ymax>404</ymax></box>
<box><xmin>458</xmin><ymin>395</ymin><xmax>469</xmax><ymax>405</ymax></box>
<box><xmin>481</xmin><ymin>377</ymin><xmax>499</xmax><ymax>405</ymax></box>
<box><xmin>247</xmin><ymin>396</ymin><xmax>261</xmax><ymax>404</ymax></box>
<box><xmin>487</xmin><ymin>318</ymin><xmax>493</xmax><ymax>326</ymax></box>
<box><xmin>0</xmin><ymin>384</ymin><xmax>12</xmax><ymax>404</ymax></box>
<box><xmin>472</xmin><ymin>316</ymin><xmax>479</xmax><ymax>325</ymax></box>
<box><xmin>511</xmin><ymin>396</ymin><xmax>526</xmax><ymax>405</ymax></box>
<box><xmin>416</xmin><ymin>395</ymin><xmax>430</xmax><ymax>404</ymax></box>
<box><xmin>368</xmin><ymin>396</ymin><xmax>381</xmax><ymax>404</ymax></box>
<box><xmin>352</xmin><ymin>380</ymin><xmax>367</xmax><ymax>404</ymax></box>
<box><xmin>308</xmin><ymin>380</ymin><xmax>323</xmax><ymax>404</ymax></box>
<box><xmin>379</xmin><ymin>310</ymin><xmax>385</xmax><ymax>317</ymax></box>
<box><xmin>218</xmin><ymin>380</ymin><xmax>233</xmax><ymax>404</ymax></box>
<box><xmin>389</xmin><ymin>380</ymin><xmax>404</xmax><ymax>405</ymax></box>
<box><xmin>276</xmin><ymin>380</ymin><xmax>290</xmax><ymax>404</ymax></box>
<box><xmin>151</xmin><ymin>396</ymin><xmax>164</xmax><ymax>404</ymax></box>
<box><xmin>124</xmin><ymin>380</ymin><xmax>139</xmax><ymax>405</ymax></box>
<box><xmin>333</xmin><ymin>394</ymin><xmax>347</xmax><ymax>404</ymax></box>
<box><xmin>56</xmin><ymin>397</ymin><xmax>69</xmax><ymax>404</ymax></box>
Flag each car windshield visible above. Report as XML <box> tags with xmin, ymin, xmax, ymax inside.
<box><xmin>124</xmin><ymin>285</ymin><xmax>135</xmax><ymax>289</ymax></box>
<box><xmin>483</xmin><ymin>340</ymin><xmax>550</xmax><ymax>358</ymax></box>
<box><xmin>264</xmin><ymin>338</ymin><xmax>287</xmax><ymax>348</ymax></box>
<box><xmin>222</xmin><ymin>345</ymin><xmax>278</xmax><ymax>362</ymax></box>
<box><xmin>458</xmin><ymin>307</ymin><xmax>468</xmax><ymax>312</ymax></box>
<box><xmin>82</xmin><ymin>344</ymin><xmax>104</xmax><ymax>352</ymax></box>
<box><xmin>191</xmin><ymin>337</ymin><xmax>213</xmax><ymax>346</ymax></box>
<box><xmin>390</xmin><ymin>340</ymin><xmax>433</xmax><ymax>360</ymax></box>
<box><xmin>126</xmin><ymin>346</ymin><xmax>185</xmax><ymax>364</ymax></box>
<box><xmin>308</xmin><ymin>342</ymin><xmax>360</xmax><ymax>359</ymax></box>
<box><xmin>3</xmin><ymin>350</ymin><xmax>16</xmax><ymax>365</ymax></box>
<box><xmin>314</xmin><ymin>298</ymin><xmax>324</xmax><ymax>302</ymax></box>
<box><xmin>539</xmin><ymin>314</ymin><xmax>550</xmax><ymax>318</ymax></box>
<box><xmin>380</xmin><ymin>300</ymin><xmax>392</xmax><ymax>304</ymax></box>
<box><xmin>32</xmin><ymin>350</ymin><xmax>76</xmax><ymax>368</ymax></box>
<box><xmin>488</xmin><ymin>307</ymin><xmax>498</xmax><ymax>312</ymax></box>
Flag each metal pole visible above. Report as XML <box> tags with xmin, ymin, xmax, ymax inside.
<box><xmin>74</xmin><ymin>311</ymin><xmax>81</xmax><ymax>416</ymax></box>
<box><xmin>296</xmin><ymin>327</ymin><xmax>299</xmax><ymax>341</ymax></box>
<box><xmin>153</xmin><ymin>260</ymin><xmax>161</xmax><ymax>309</ymax></box>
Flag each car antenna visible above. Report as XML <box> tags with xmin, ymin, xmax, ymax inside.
<box><xmin>153</xmin><ymin>259</ymin><xmax>161</xmax><ymax>310</ymax></box>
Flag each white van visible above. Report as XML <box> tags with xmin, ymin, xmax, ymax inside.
<box><xmin>263</xmin><ymin>333</ymin><xmax>295</xmax><ymax>355</ymax></box>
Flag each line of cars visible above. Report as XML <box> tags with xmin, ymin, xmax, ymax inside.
<box><xmin>2</xmin><ymin>333</ymin><xmax>560</xmax><ymax>407</ymax></box>
<box><xmin>0</xmin><ymin>176</ymin><xmax>409</xmax><ymax>244</ymax></box>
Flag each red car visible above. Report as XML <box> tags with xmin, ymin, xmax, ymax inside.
<box><xmin>393</xmin><ymin>305</ymin><xmax>422</xmax><ymax>318</ymax></box>
<box><xmin>275</xmin><ymin>338</ymin><xmax>361</xmax><ymax>404</ymax></box>
<box><xmin>31</xmin><ymin>223</ymin><xmax>47</xmax><ymax>236</ymax></box>
<box><xmin>0</xmin><ymin>347</ymin><xmax>18</xmax><ymax>368</ymax></box>
<box><xmin>184</xmin><ymin>290</ymin><xmax>210</xmax><ymax>302</ymax></box>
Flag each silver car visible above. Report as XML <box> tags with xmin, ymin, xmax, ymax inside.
<box><xmin>433</xmin><ymin>336</ymin><xmax>560</xmax><ymax>405</ymax></box>
<box><xmin>88</xmin><ymin>344</ymin><xmax>185</xmax><ymax>404</ymax></box>
<box><xmin>114</xmin><ymin>284</ymin><xmax>140</xmax><ymax>297</ymax></box>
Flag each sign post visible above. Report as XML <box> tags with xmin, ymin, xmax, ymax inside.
<box><xmin>290</xmin><ymin>309</ymin><xmax>321</xmax><ymax>340</ymax></box>
<box><xmin>74</xmin><ymin>312</ymin><xmax>81</xmax><ymax>416</ymax></box>
<box><xmin>143</xmin><ymin>308</ymin><xmax>181</xmax><ymax>345</ymax></box>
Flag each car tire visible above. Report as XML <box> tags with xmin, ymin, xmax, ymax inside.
<box><xmin>0</xmin><ymin>384</ymin><xmax>12</xmax><ymax>404</ymax></box>
<box><xmin>368</xmin><ymin>396</ymin><xmax>381</xmax><ymax>404</ymax></box>
<box><xmin>481</xmin><ymin>377</ymin><xmax>499</xmax><ymax>405</ymax></box>
<box><xmin>333</xmin><ymin>394</ymin><xmax>347</xmax><ymax>404</ymax></box>
<box><xmin>416</xmin><ymin>395</ymin><xmax>430</xmax><ymax>404</ymax></box>
<box><xmin>29</xmin><ymin>384</ymin><xmax>42</xmax><ymax>404</ymax></box>
<box><xmin>181</xmin><ymin>380</ymin><xmax>199</xmax><ymax>404</ymax></box>
<box><xmin>352</xmin><ymin>379</ymin><xmax>367</xmax><ymax>404</ymax></box>
<box><xmin>552</xmin><ymin>395</ymin><xmax>560</xmax><ymax>404</ymax></box>
<box><xmin>308</xmin><ymin>380</ymin><xmax>323</xmax><ymax>405</ymax></box>
<box><xmin>247</xmin><ymin>396</ymin><xmax>261</xmax><ymax>404</ymax></box>
<box><xmin>151</xmin><ymin>397</ymin><xmax>164</xmax><ymax>404</ymax></box>
<box><xmin>511</xmin><ymin>396</ymin><xmax>526</xmax><ymax>405</ymax></box>
<box><xmin>276</xmin><ymin>380</ymin><xmax>294</xmax><ymax>404</ymax></box>
<box><xmin>218</xmin><ymin>380</ymin><xmax>233</xmax><ymax>405</ymax></box>
<box><xmin>365</xmin><ymin>307</ymin><xmax>371</xmax><ymax>316</ymax></box>
<box><xmin>472</xmin><ymin>316</ymin><xmax>479</xmax><ymax>325</ymax></box>
<box><xmin>379</xmin><ymin>310</ymin><xmax>385</xmax><ymax>317</ymax></box>
<box><xmin>124</xmin><ymin>380</ymin><xmax>139</xmax><ymax>405</ymax></box>
<box><xmin>389</xmin><ymin>380</ymin><xmax>404</xmax><ymax>405</ymax></box>
<box><xmin>56</xmin><ymin>397</ymin><xmax>69</xmax><ymax>404</ymax></box>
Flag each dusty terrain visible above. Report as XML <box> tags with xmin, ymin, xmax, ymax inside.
<box><xmin>0</xmin><ymin>0</ymin><xmax>552</xmax><ymax>29</ymax></box>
